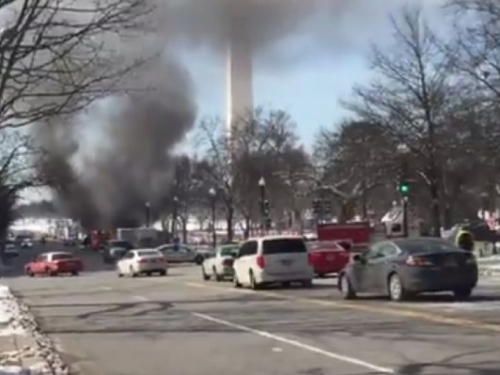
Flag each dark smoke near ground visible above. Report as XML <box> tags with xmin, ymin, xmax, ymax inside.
<box><xmin>38</xmin><ymin>0</ymin><xmax>432</xmax><ymax>228</ymax></box>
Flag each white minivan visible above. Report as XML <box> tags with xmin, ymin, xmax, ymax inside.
<box><xmin>233</xmin><ymin>235</ymin><xmax>314</xmax><ymax>289</ymax></box>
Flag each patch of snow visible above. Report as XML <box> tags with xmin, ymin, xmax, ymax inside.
<box><xmin>0</xmin><ymin>287</ymin><xmax>26</xmax><ymax>336</ymax></box>
<box><xmin>0</xmin><ymin>366</ymin><xmax>30</xmax><ymax>375</ymax></box>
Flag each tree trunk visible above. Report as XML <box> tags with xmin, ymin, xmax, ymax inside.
<box><xmin>181</xmin><ymin>217</ymin><xmax>188</xmax><ymax>244</ymax></box>
<box><xmin>430</xmin><ymin>180</ymin><xmax>441</xmax><ymax>237</ymax></box>
<box><xmin>226</xmin><ymin>204</ymin><xmax>234</xmax><ymax>243</ymax></box>
<box><xmin>244</xmin><ymin>217</ymin><xmax>250</xmax><ymax>239</ymax></box>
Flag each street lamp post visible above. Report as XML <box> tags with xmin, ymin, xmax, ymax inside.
<box><xmin>258</xmin><ymin>177</ymin><xmax>266</xmax><ymax>233</ymax></box>
<box><xmin>209</xmin><ymin>188</ymin><xmax>217</xmax><ymax>249</ymax></box>
<box><xmin>172</xmin><ymin>196</ymin><xmax>179</xmax><ymax>238</ymax></box>
<box><xmin>145</xmin><ymin>202</ymin><xmax>151</xmax><ymax>228</ymax></box>
<box><xmin>397</xmin><ymin>144</ymin><xmax>410</xmax><ymax>238</ymax></box>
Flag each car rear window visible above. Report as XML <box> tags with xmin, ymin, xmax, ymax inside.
<box><xmin>263</xmin><ymin>239</ymin><xmax>307</xmax><ymax>255</ymax></box>
<box><xmin>220</xmin><ymin>247</ymin><xmax>238</xmax><ymax>257</ymax></box>
<box><xmin>398</xmin><ymin>240</ymin><xmax>460</xmax><ymax>254</ymax></box>
<box><xmin>52</xmin><ymin>253</ymin><xmax>73</xmax><ymax>260</ymax></box>
<box><xmin>307</xmin><ymin>241</ymin><xmax>344</xmax><ymax>252</ymax></box>
<box><xmin>110</xmin><ymin>241</ymin><xmax>131</xmax><ymax>248</ymax></box>
<box><xmin>138</xmin><ymin>250</ymin><xmax>161</xmax><ymax>257</ymax></box>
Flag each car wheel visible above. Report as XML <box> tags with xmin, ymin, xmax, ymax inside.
<box><xmin>339</xmin><ymin>274</ymin><xmax>356</xmax><ymax>299</ymax></box>
<box><xmin>233</xmin><ymin>273</ymin><xmax>242</xmax><ymax>288</ymax></box>
<box><xmin>302</xmin><ymin>279</ymin><xmax>313</xmax><ymax>288</ymax></box>
<box><xmin>159</xmin><ymin>270</ymin><xmax>167</xmax><ymax>276</ymax></box>
<box><xmin>26</xmin><ymin>268</ymin><xmax>34</xmax><ymax>277</ymax></box>
<box><xmin>213</xmin><ymin>267</ymin><xmax>222</xmax><ymax>282</ymax></box>
<box><xmin>388</xmin><ymin>273</ymin><xmax>406</xmax><ymax>302</ymax></box>
<box><xmin>282</xmin><ymin>281</ymin><xmax>291</xmax><ymax>288</ymax></box>
<box><xmin>202</xmin><ymin>267</ymin><xmax>210</xmax><ymax>281</ymax></box>
<box><xmin>453</xmin><ymin>288</ymin><xmax>472</xmax><ymax>300</ymax></box>
<box><xmin>249</xmin><ymin>271</ymin><xmax>259</xmax><ymax>290</ymax></box>
<box><xmin>71</xmin><ymin>271</ymin><xmax>79</xmax><ymax>276</ymax></box>
<box><xmin>194</xmin><ymin>255</ymin><xmax>204</xmax><ymax>265</ymax></box>
<box><xmin>130</xmin><ymin>266</ymin><xmax>137</xmax><ymax>278</ymax></box>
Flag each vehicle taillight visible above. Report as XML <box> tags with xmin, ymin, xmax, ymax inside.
<box><xmin>138</xmin><ymin>259</ymin><xmax>148</xmax><ymax>264</ymax></box>
<box><xmin>256</xmin><ymin>255</ymin><xmax>266</xmax><ymax>269</ymax></box>
<box><xmin>406</xmin><ymin>256</ymin><xmax>433</xmax><ymax>267</ymax></box>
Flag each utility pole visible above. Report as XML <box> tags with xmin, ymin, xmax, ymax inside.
<box><xmin>209</xmin><ymin>188</ymin><xmax>217</xmax><ymax>249</ymax></box>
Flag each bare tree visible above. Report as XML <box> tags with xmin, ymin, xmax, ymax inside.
<box><xmin>342</xmin><ymin>7</ymin><xmax>455</xmax><ymax>235</ymax></box>
<box><xmin>0</xmin><ymin>0</ymin><xmax>150</xmax><ymax>130</ymax></box>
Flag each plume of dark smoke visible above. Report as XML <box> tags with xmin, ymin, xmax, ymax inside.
<box><xmin>37</xmin><ymin>0</ymin><xmax>436</xmax><ymax>228</ymax></box>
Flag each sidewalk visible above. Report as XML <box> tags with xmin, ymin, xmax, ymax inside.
<box><xmin>477</xmin><ymin>255</ymin><xmax>500</xmax><ymax>277</ymax></box>
<box><xmin>0</xmin><ymin>285</ymin><xmax>67</xmax><ymax>375</ymax></box>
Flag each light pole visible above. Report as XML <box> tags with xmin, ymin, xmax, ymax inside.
<box><xmin>397</xmin><ymin>144</ymin><xmax>410</xmax><ymax>238</ymax></box>
<box><xmin>172</xmin><ymin>196</ymin><xmax>179</xmax><ymax>239</ymax></box>
<box><xmin>209</xmin><ymin>188</ymin><xmax>217</xmax><ymax>249</ymax></box>
<box><xmin>145</xmin><ymin>201</ymin><xmax>151</xmax><ymax>228</ymax></box>
<box><xmin>258</xmin><ymin>177</ymin><xmax>266</xmax><ymax>232</ymax></box>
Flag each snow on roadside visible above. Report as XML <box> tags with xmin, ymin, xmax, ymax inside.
<box><xmin>0</xmin><ymin>285</ymin><xmax>68</xmax><ymax>375</ymax></box>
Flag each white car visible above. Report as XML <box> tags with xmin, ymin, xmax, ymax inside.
<box><xmin>202</xmin><ymin>244</ymin><xmax>239</xmax><ymax>281</ymax></box>
<box><xmin>117</xmin><ymin>249</ymin><xmax>167</xmax><ymax>277</ymax></box>
<box><xmin>233</xmin><ymin>235</ymin><xmax>314</xmax><ymax>290</ymax></box>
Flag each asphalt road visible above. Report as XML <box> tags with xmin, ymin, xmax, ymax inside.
<box><xmin>3</xmin><ymin>247</ymin><xmax>500</xmax><ymax>375</ymax></box>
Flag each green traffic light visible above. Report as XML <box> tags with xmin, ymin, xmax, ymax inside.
<box><xmin>399</xmin><ymin>183</ymin><xmax>409</xmax><ymax>194</ymax></box>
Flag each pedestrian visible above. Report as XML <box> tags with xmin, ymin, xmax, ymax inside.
<box><xmin>455</xmin><ymin>227</ymin><xmax>474</xmax><ymax>252</ymax></box>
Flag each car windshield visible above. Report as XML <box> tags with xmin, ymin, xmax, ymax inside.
<box><xmin>138</xmin><ymin>250</ymin><xmax>161</xmax><ymax>257</ymax></box>
<box><xmin>220</xmin><ymin>247</ymin><xmax>238</xmax><ymax>257</ymax></box>
<box><xmin>398</xmin><ymin>239</ymin><xmax>460</xmax><ymax>254</ymax></box>
<box><xmin>307</xmin><ymin>241</ymin><xmax>343</xmax><ymax>252</ymax></box>
<box><xmin>263</xmin><ymin>239</ymin><xmax>307</xmax><ymax>255</ymax></box>
<box><xmin>52</xmin><ymin>253</ymin><xmax>73</xmax><ymax>260</ymax></box>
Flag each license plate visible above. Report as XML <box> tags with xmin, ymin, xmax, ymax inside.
<box><xmin>326</xmin><ymin>255</ymin><xmax>336</xmax><ymax>261</ymax></box>
<box><xmin>281</xmin><ymin>259</ymin><xmax>293</xmax><ymax>266</ymax></box>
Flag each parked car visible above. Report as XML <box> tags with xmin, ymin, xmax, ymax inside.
<box><xmin>156</xmin><ymin>244</ymin><xmax>205</xmax><ymax>264</ymax></box>
<box><xmin>102</xmin><ymin>240</ymin><xmax>134</xmax><ymax>264</ymax></box>
<box><xmin>233</xmin><ymin>235</ymin><xmax>314</xmax><ymax>289</ymax></box>
<box><xmin>307</xmin><ymin>241</ymin><xmax>350</xmax><ymax>277</ymax></box>
<box><xmin>116</xmin><ymin>249</ymin><xmax>167</xmax><ymax>277</ymax></box>
<box><xmin>338</xmin><ymin>238</ymin><xmax>478</xmax><ymax>301</ymax></box>
<box><xmin>25</xmin><ymin>252</ymin><xmax>83</xmax><ymax>276</ymax></box>
<box><xmin>202</xmin><ymin>244</ymin><xmax>239</xmax><ymax>281</ymax></box>
<box><xmin>4</xmin><ymin>240</ymin><xmax>19</xmax><ymax>257</ymax></box>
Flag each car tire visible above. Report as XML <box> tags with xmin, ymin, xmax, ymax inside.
<box><xmin>339</xmin><ymin>274</ymin><xmax>356</xmax><ymax>299</ymax></box>
<box><xmin>130</xmin><ymin>266</ymin><xmax>137</xmax><ymax>278</ymax></box>
<box><xmin>71</xmin><ymin>271</ymin><xmax>79</xmax><ymax>276</ymax></box>
<box><xmin>233</xmin><ymin>273</ymin><xmax>242</xmax><ymax>288</ymax></box>
<box><xmin>249</xmin><ymin>271</ymin><xmax>260</xmax><ymax>290</ymax></box>
<box><xmin>194</xmin><ymin>255</ymin><xmax>204</xmax><ymax>265</ymax></box>
<box><xmin>213</xmin><ymin>267</ymin><xmax>222</xmax><ymax>282</ymax></box>
<box><xmin>388</xmin><ymin>273</ymin><xmax>407</xmax><ymax>302</ymax></box>
<box><xmin>302</xmin><ymin>280</ymin><xmax>313</xmax><ymax>288</ymax></box>
<box><xmin>26</xmin><ymin>268</ymin><xmax>34</xmax><ymax>278</ymax></box>
<box><xmin>118</xmin><ymin>272</ymin><xmax>123</xmax><ymax>278</ymax></box>
<box><xmin>202</xmin><ymin>267</ymin><xmax>210</xmax><ymax>281</ymax></box>
<box><xmin>453</xmin><ymin>287</ymin><xmax>472</xmax><ymax>300</ymax></box>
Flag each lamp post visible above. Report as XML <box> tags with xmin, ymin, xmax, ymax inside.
<box><xmin>172</xmin><ymin>196</ymin><xmax>179</xmax><ymax>239</ymax></box>
<box><xmin>145</xmin><ymin>201</ymin><xmax>151</xmax><ymax>228</ymax></box>
<box><xmin>209</xmin><ymin>188</ymin><xmax>217</xmax><ymax>249</ymax></box>
<box><xmin>258</xmin><ymin>177</ymin><xmax>266</xmax><ymax>232</ymax></box>
<box><xmin>397</xmin><ymin>144</ymin><xmax>410</xmax><ymax>238</ymax></box>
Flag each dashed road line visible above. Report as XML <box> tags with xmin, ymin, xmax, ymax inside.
<box><xmin>193</xmin><ymin>312</ymin><xmax>394</xmax><ymax>374</ymax></box>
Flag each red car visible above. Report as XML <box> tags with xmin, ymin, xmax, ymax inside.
<box><xmin>25</xmin><ymin>252</ymin><xmax>83</xmax><ymax>277</ymax></box>
<box><xmin>307</xmin><ymin>241</ymin><xmax>350</xmax><ymax>277</ymax></box>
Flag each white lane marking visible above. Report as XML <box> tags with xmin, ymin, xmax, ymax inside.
<box><xmin>100</xmin><ymin>286</ymin><xmax>112</xmax><ymax>291</ymax></box>
<box><xmin>272</xmin><ymin>347</ymin><xmax>283</xmax><ymax>353</ymax></box>
<box><xmin>192</xmin><ymin>312</ymin><xmax>394</xmax><ymax>374</ymax></box>
<box><xmin>133</xmin><ymin>295</ymin><xmax>149</xmax><ymax>302</ymax></box>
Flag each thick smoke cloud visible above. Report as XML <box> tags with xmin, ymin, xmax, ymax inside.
<box><xmin>39</xmin><ymin>0</ymin><xmax>438</xmax><ymax>228</ymax></box>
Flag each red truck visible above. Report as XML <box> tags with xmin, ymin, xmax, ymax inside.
<box><xmin>316</xmin><ymin>222</ymin><xmax>371</xmax><ymax>252</ymax></box>
<box><xmin>90</xmin><ymin>229</ymin><xmax>114</xmax><ymax>250</ymax></box>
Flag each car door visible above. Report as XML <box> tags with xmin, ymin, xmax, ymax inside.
<box><xmin>179</xmin><ymin>246</ymin><xmax>194</xmax><ymax>262</ymax></box>
<box><xmin>119</xmin><ymin>252</ymin><xmax>133</xmax><ymax>273</ymax></box>
<box><xmin>32</xmin><ymin>255</ymin><xmax>46</xmax><ymax>274</ymax></box>
<box><xmin>235</xmin><ymin>242</ymin><xmax>256</xmax><ymax>284</ymax></box>
<box><xmin>365</xmin><ymin>243</ymin><xmax>400</xmax><ymax>292</ymax></box>
<box><xmin>354</xmin><ymin>246</ymin><xmax>383</xmax><ymax>292</ymax></box>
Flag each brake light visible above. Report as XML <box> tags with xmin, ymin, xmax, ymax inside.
<box><xmin>138</xmin><ymin>259</ymin><xmax>148</xmax><ymax>264</ymax></box>
<box><xmin>256</xmin><ymin>255</ymin><xmax>266</xmax><ymax>269</ymax></box>
<box><xmin>406</xmin><ymin>256</ymin><xmax>433</xmax><ymax>267</ymax></box>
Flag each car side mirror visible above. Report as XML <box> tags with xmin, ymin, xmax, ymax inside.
<box><xmin>353</xmin><ymin>254</ymin><xmax>365</xmax><ymax>263</ymax></box>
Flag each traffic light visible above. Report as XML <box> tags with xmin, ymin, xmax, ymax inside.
<box><xmin>399</xmin><ymin>181</ymin><xmax>410</xmax><ymax>196</ymax></box>
<box><xmin>312</xmin><ymin>199</ymin><xmax>321</xmax><ymax>214</ymax></box>
<box><xmin>263</xmin><ymin>199</ymin><xmax>270</xmax><ymax>217</ymax></box>
<box><xmin>323</xmin><ymin>199</ymin><xmax>332</xmax><ymax>214</ymax></box>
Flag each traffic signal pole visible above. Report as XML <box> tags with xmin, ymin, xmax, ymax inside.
<box><xmin>402</xmin><ymin>196</ymin><xmax>409</xmax><ymax>238</ymax></box>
